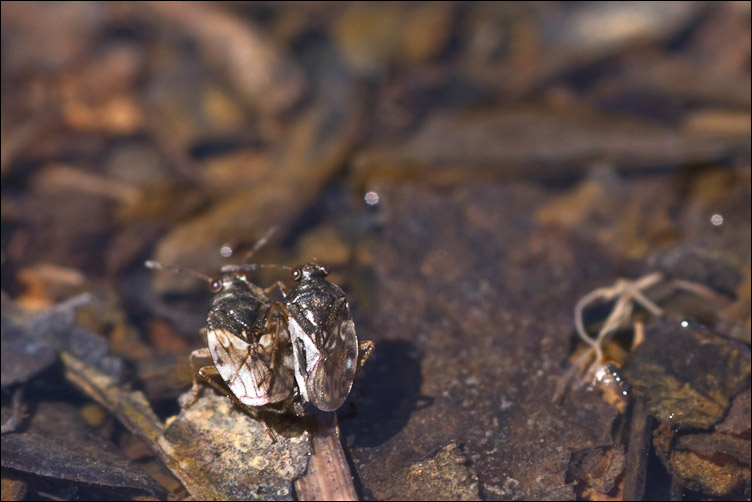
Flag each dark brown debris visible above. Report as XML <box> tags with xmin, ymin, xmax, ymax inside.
<box><xmin>1</xmin><ymin>402</ymin><xmax>164</xmax><ymax>499</ymax></box>
<box><xmin>1</xmin><ymin>2</ymin><xmax>750</xmax><ymax>500</ymax></box>
<box><xmin>624</xmin><ymin>320</ymin><xmax>750</xmax><ymax>430</ymax></box>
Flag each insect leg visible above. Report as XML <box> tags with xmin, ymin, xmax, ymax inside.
<box><xmin>179</xmin><ymin>348</ymin><xmax>213</xmax><ymax>409</ymax></box>
<box><xmin>355</xmin><ymin>340</ymin><xmax>374</xmax><ymax>377</ymax></box>
<box><xmin>264</xmin><ymin>301</ymin><xmax>290</xmax><ymax>372</ymax></box>
<box><xmin>197</xmin><ymin>364</ymin><xmax>278</xmax><ymax>442</ymax></box>
<box><xmin>264</xmin><ymin>280</ymin><xmax>289</xmax><ymax>297</ymax></box>
<box><xmin>227</xmin><ymin>345</ymin><xmax>255</xmax><ymax>386</ymax></box>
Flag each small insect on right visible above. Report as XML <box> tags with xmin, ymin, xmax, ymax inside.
<box><xmin>283</xmin><ymin>263</ymin><xmax>374</xmax><ymax>412</ymax></box>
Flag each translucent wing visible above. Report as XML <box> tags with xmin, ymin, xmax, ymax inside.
<box><xmin>307</xmin><ymin>313</ymin><xmax>358</xmax><ymax>411</ymax></box>
<box><xmin>207</xmin><ymin>327</ymin><xmax>291</xmax><ymax>406</ymax></box>
<box><xmin>288</xmin><ymin>297</ymin><xmax>358</xmax><ymax>412</ymax></box>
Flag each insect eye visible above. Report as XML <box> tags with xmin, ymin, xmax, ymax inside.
<box><xmin>209</xmin><ymin>279</ymin><xmax>223</xmax><ymax>293</ymax></box>
<box><xmin>292</xmin><ymin>267</ymin><xmax>302</xmax><ymax>281</ymax></box>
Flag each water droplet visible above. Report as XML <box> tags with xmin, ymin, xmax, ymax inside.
<box><xmin>364</xmin><ymin>191</ymin><xmax>380</xmax><ymax>205</ymax></box>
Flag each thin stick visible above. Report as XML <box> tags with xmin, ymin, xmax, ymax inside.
<box><xmin>623</xmin><ymin>399</ymin><xmax>651</xmax><ymax>501</ymax></box>
<box><xmin>61</xmin><ymin>351</ymin><xmax>224</xmax><ymax>500</ymax></box>
<box><xmin>295</xmin><ymin>411</ymin><xmax>358</xmax><ymax>501</ymax></box>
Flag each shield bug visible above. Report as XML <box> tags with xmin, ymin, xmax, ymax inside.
<box><xmin>145</xmin><ymin>233</ymin><xmax>299</xmax><ymax>417</ymax></box>
<box><xmin>283</xmin><ymin>262</ymin><xmax>374</xmax><ymax>411</ymax></box>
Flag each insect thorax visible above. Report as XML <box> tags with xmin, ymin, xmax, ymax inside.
<box><xmin>208</xmin><ymin>277</ymin><xmax>270</xmax><ymax>342</ymax></box>
<box><xmin>287</xmin><ymin>280</ymin><xmax>342</xmax><ymax>324</ymax></box>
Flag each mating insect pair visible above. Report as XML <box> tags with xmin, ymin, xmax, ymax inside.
<box><xmin>146</xmin><ymin>244</ymin><xmax>373</xmax><ymax>419</ymax></box>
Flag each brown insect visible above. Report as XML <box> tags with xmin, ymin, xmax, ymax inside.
<box><xmin>145</xmin><ymin>232</ymin><xmax>300</xmax><ymax>419</ymax></box>
<box><xmin>283</xmin><ymin>263</ymin><xmax>373</xmax><ymax>411</ymax></box>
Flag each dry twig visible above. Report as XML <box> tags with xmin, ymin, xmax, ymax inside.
<box><xmin>295</xmin><ymin>411</ymin><xmax>358</xmax><ymax>501</ymax></box>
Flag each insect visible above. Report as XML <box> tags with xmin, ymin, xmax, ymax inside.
<box><xmin>145</xmin><ymin>233</ymin><xmax>299</xmax><ymax>417</ymax></box>
<box><xmin>283</xmin><ymin>262</ymin><xmax>374</xmax><ymax>411</ymax></box>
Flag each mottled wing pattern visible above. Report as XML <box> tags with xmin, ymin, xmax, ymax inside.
<box><xmin>208</xmin><ymin>327</ymin><xmax>288</xmax><ymax>406</ymax></box>
<box><xmin>307</xmin><ymin>308</ymin><xmax>358</xmax><ymax>411</ymax></box>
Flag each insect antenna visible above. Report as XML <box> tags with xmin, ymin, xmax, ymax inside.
<box><xmin>144</xmin><ymin>260</ymin><xmax>214</xmax><ymax>283</ymax></box>
<box><xmin>241</xmin><ymin>226</ymin><xmax>278</xmax><ymax>263</ymax></box>
<box><xmin>220</xmin><ymin>263</ymin><xmax>291</xmax><ymax>273</ymax></box>
<box><xmin>261</xmin><ymin>263</ymin><xmax>292</xmax><ymax>271</ymax></box>
<box><xmin>225</xmin><ymin>228</ymin><xmax>290</xmax><ymax>275</ymax></box>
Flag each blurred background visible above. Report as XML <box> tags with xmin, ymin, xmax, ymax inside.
<box><xmin>1</xmin><ymin>2</ymin><xmax>750</xmax><ymax>500</ymax></box>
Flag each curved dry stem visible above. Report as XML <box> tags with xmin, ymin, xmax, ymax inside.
<box><xmin>561</xmin><ymin>271</ymin><xmax>725</xmax><ymax>405</ymax></box>
<box><xmin>574</xmin><ymin>286</ymin><xmax>618</xmax><ymax>350</ymax></box>
<box><xmin>563</xmin><ymin>272</ymin><xmax>667</xmax><ymax>403</ymax></box>
<box><xmin>671</xmin><ymin>278</ymin><xmax>729</xmax><ymax>308</ymax></box>
<box><xmin>624</xmin><ymin>272</ymin><xmax>664</xmax><ymax>316</ymax></box>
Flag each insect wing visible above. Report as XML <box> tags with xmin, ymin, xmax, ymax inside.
<box><xmin>288</xmin><ymin>297</ymin><xmax>358</xmax><ymax>411</ymax></box>
<box><xmin>309</xmin><ymin>304</ymin><xmax>358</xmax><ymax>411</ymax></box>
<box><xmin>207</xmin><ymin>327</ymin><xmax>291</xmax><ymax>407</ymax></box>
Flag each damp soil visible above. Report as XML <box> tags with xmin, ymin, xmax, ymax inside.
<box><xmin>2</xmin><ymin>2</ymin><xmax>750</xmax><ymax>500</ymax></box>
